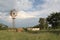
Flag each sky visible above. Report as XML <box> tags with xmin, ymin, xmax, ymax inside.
<box><xmin>0</xmin><ymin>0</ymin><xmax>60</xmax><ymax>27</ymax></box>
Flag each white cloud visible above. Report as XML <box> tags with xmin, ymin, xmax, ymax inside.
<box><xmin>0</xmin><ymin>0</ymin><xmax>60</xmax><ymax>27</ymax></box>
<box><xmin>0</xmin><ymin>12</ymin><xmax>12</xmax><ymax>23</ymax></box>
<box><xmin>16</xmin><ymin>0</ymin><xmax>60</xmax><ymax>19</ymax></box>
<box><xmin>41</xmin><ymin>0</ymin><xmax>60</xmax><ymax>12</ymax></box>
<box><xmin>16</xmin><ymin>11</ymin><xmax>36</xmax><ymax>19</ymax></box>
<box><xmin>0</xmin><ymin>0</ymin><xmax>17</xmax><ymax>12</ymax></box>
<box><xmin>16</xmin><ymin>0</ymin><xmax>33</xmax><ymax>10</ymax></box>
<box><xmin>31</xmin><ymin>0</ymin><xmax>60</xmax><ymax>18</ymax></box>
<box><xmin>0</xmin><ymin>0</ymin><xmax>60</xmax><ymax>19</ymax></box>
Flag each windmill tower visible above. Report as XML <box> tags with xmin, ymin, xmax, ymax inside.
<box><xmin>10</xmin><ymin>9</ymin><xmax>17</xmax><ymax>29</ymax></box>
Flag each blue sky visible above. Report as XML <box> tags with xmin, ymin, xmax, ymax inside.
<box><xmin>0</xmin><ymin>0</ymin><xmax>60</xmax><ymax>27</ymax></box>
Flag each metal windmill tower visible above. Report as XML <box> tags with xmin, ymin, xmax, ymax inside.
<box><xmin>10</xmin><ymin>9</ymin><xmax>17</xmax><ymax>29</ymax></box>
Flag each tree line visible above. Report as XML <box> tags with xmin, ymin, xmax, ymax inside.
<box><xmin>33</xmin><ymin>12</ymin><xmax>60</xmax><ymax>29</ymax></box>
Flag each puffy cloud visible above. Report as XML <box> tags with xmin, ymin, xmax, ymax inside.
<box><xmin>16</xmin><ymin>0</ymin><xmax>33</xmax><ymax>11</ymax></box>
<box><xmin>32</xmin><ymin>0</ymin><xmax>60</xmax><ymax>18</ymax></box>
<box><xmin>0</xmin><ymin>0</ymin><xmax>16</xmax><ymax>12</ymax></box>
<box><xmin>41</xmin><ymin>0</ymin><xmax>60</xmax><ymax>12</ymax></box>
<box><xmin>0</xmin><ymin>0</ymin><xmax>60</xmax><ymax>27</ymax></box>
<box><xmin>0</xmin><ymin>12</ymin><xmax>11</xmax><ymax>22</ymax></box>
<box><xmin>16</xmin><ymin>11</ymin><xmax>36</xmax><ymax>19</ymax></box>
<box><xmin>16</xmin><ymin>0</ymin><xmax>60</xmax><ymax>19</ymax></box>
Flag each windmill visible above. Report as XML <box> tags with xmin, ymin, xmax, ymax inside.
<box><xmin>10</xmin><ymin>9</ymin><xmax>17</xmax><ymax>29</ymax></box>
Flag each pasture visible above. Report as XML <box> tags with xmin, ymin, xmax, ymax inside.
<box><xmin>0</xmin><ymin>30</ymin><xmax>60</xmax><ymax>40</ymax></box>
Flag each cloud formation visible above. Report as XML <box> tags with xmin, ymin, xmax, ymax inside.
<box><xmin>0</xmin><ymin>0</ymin><xmax>60</xmax><ymax>27</ymax></box>
<box><xmin>16</xmin><ymin>0</ymin><xmax>33</xmax><ymax>11</ymax></box>
<box><xmin>16</xmin><ymin>11</ymin><xmax>35</xmax><ymax>19</ymax></box>
<box><xmin>0</xmin><ymin>0</ymin><xmax>16</xmax><ymax>12</ymax></box>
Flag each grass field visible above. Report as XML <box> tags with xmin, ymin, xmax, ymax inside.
<box><xmin>0</xmin><ymin>31</ymin><xmax>60</xmax><ymax>40</ymax></box>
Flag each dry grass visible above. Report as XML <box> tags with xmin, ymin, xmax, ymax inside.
<box><xmin>0</xmin><ymin>30</ymin><xmax>60</xmax><ymax>40</ymax></box>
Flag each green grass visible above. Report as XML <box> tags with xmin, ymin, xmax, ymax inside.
<box><xmin>0</xmin><ymin>31</ymin><xmax>60</xmax><ymax>40</ymax></box>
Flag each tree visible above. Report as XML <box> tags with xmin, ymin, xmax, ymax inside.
<box><xmin>0</xmin><ymin>23</ymin><xmax>8</xmax><ymax>30</ymax></box>
<box><xmin>0</xmin><ymin>23</ymin><xmax>2</xmax><ymax>29</ymax></box>
<box><xmin>47</xmin><ymin>12</ymin><xmax>60</xmax><ymax>29</ymax></box>
<box><xmin>32</xmin><ymin>25</ymin><xmax>40</xmax><ymax>28</ymax></box>
<box><xmin>44</xmin><ymin>21</ymin><xmax>48</xmax><ymax>29</ymax></box>
<box><xmin>39</xmin><ymin>18</ymin><xmax>46</xmax><ymax>29</ymax></box>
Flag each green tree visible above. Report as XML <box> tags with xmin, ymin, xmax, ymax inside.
<box><xmin>0</xmin><ymin>23</ymin><xmax>2</xmax><ymax>29</ymax></box>
<box><xmin>0</xmin><ymin>23</ymin><xmax>8</xmax><ymax>30</ymax></box>
<box><xmin>32</xmin><ymin>25</ymin><xmax>39</xmax><ymax>28</ymax></box>
<box><xmin>39</xmin><ymin>18</ymin><xmax>45</xmax><ymax>29</ymax></box>
<box><xmin>47</xmin><ymin>12</ymin><xmax>60</xmax><ymax>29</ymax></box>
<box><xmin>44</xmin><ymin>21</ymin><xmax>48</xmax><ymax>29</ymax></box>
